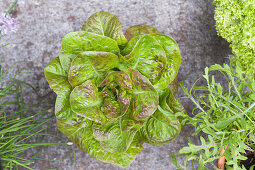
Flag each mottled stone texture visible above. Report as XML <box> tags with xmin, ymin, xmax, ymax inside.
<box><xmin>0</xmin><ymin>0</ymin><xmax>231</xmax><ymax>169</ymax></box>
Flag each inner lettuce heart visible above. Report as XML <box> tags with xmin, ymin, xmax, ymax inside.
<box><xmin>44</xmin><ymin>11</ymin><xmax>186</xmax><ymax>167</ymax></box>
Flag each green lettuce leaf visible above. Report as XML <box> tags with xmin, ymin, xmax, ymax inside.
<box><xmin>57</xmin><ymin>118</ymin><xmax>143</xmax><ymax>167</ymax></box>
<box><xmin>68</xmin><ymin>51</ymin><xmax>119</xmax><ymax>87</ymax></box>
<box><xmin>92</xmin><ymin>117</ymin><xmax>144</xmax><ymax>153</ymax></box>
<box><xmin>124</xmin><ymin>25</ymin><xmax>160</xmax><ymax>41</ymax></box>
<box><xmin>151</xmin><ymin>34</ymin><xmax>181</xmax><ymax>91</ymax></box>
<box><xmin>59</xmin><ymin>31</ymin><xmax>119</xmax><ymax>72</ymax></box>
<box><xmin>70</xmin><ymin>80</ymin><xmax>105</xmax><ymax>123</ymax></box>
<box><xmin>120</xmin><ymin>34</ymin><xmax>181</xmax><ymax>92</ymax></box>
<box><xmin>126</xmin><ymin>69</ymin><xmax>159</xmax><ymax>121</ymax></box>
<box><xmin>120</xmin><ymin>35</ymin><xmax>167</xmax><ymax>85</ymax></box>
<box><xmin>81</xmin><ymin>11</ymin><xmax>128</xmax><ymax>48</ymax></box>
<box><xmin>44</xmin><ymin>57</ymin><xmax>71</xmax><ymax>94</ymax></box>
<box><xmin>44</xmin><ymin>57</ymin><xmax>77</xmax><ymax>124</ymax></box>
<box><xmin>55</xmin><ymin>88</ymin><xmax>77</xmax><ymax>124</ymax></box>
<box><xmin>137</xmin><ymin>88</ymin><xmax>181</xmax><ymax>145</ymax></box>
<box><xmin>139</xmin><ymin>106</ymin><xmax>181</xmax><ymax>145</ymax></box>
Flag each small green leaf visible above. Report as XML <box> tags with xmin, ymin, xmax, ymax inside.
<box><xmin>150</xmin><ymin>34</ymin><xmax>181</xmax><ymax>91</ymax></box>
<box><xmin>55</xmin><ymin>88</ymin><xmax>76</xmax><ymax>124</ymax></box>
<box><xmin>171</xmin><ymin>153</ymin><xmax>180</xmax><ymax>169</ymax></box>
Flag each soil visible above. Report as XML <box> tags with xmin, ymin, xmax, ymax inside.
<box><xmin>240</xmin><ymin>151</ymin><xmax>255</xmax><ymax>169</ymax></box>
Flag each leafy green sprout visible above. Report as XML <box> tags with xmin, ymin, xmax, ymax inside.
<box><xmin>171</xmin><ymin>60</ymin><xmax>255</xmax><ymax>170</ymax></box>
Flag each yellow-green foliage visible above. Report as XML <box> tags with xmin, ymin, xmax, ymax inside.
<box><xmin>214</xmin><ymin>0</ymin><xmax>255</xmax><ymax>80</ymax></box>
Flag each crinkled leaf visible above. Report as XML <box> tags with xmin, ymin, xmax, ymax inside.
<box><xmin>125</xmin><ymin>25</ymin><xmax>159</xmax><ymax>41</ymax></box>
<box><xmin>120</xmin><ymin>34</ymin><xmax>181</xmax><ymax>91</ymax></box>
<box><xmin>93</xmin><ymin>117</ymin><xmax>143</xmax><ymax>153</ymax></box>
<box><xmin>99</xmin><ymin>71</ymin><xmax>132</xmax><ymax>118</ymax></box>
<box><xmin>81</xmin><ymin>11</ymin><xmax>128</xmax><ymax>48</ymax></box>
<box><xmin>121</xmin><ymin>25</ymin><xmax>159</xmax><ymax>56</ymax></box>
<box><xmin>151</xmin><ymin>34</ymin><xmax>181</xmax><ymax>91</ymax></box>
<box><xmin>126</xmin><ymin>69</ymin><xmax>159</xmax><ymax>121</ymax></box>
<box><xmin>120</xmin><ymin>36</ymin><xmax>140</xmax><ymax>56</ymax></box>
<box><xmin>138</xmin><ymin>105</ymin><xmax>181</xmax><ymax>145</ymax></box>
<box><xmin>68</xmin><ymin>51</ymin><xmax>119</xmax><ymax>87</ymax></box>
<box><xmin>100</xmin><ymin>97</ymin><xmax>121</xmax><ymax>119</ymax></box>
<box><xmin>44</xmin><ymin>59</ymin><xmax>77</xmax><ymax>124</ymax></box>
<box><xmin>99</xmin><ymin>71</ymin><xmax>132</xmax><ymax>91</ymax></box>
<box><xmin>57</xmin><ymin>118</ymin><xmax>143</xmax><ymax>167</ymax></box>
<box><xmin>121</xmin><ymin>35</ymin><xmax>167</xmax><ymax>85</ymax></box>
<box><xmin>44</xmin><ymin>57</ymin><xmax>71</xmax><ymax>94</ymax></box>
<box><xmin>165</xmin><ymin>88</ymin><xmax>186</xmax><ymax>114</ymax></box>
<box><xmin>59</xmin><ymin>31</ymin><xmax>119</xmax><ymax>72</ymax></box>
<box><xmin>70</xmin><ymin>80</ymin><xmax>105</xmax><ymax>123</ymax></box>
<box><xmin>55</xmin><ymin>88</ymin><xmax>77</xmax><ymax>124</ymax></box>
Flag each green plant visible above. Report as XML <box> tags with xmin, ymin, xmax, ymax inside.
<box><xmin>172</xmin><ymin>60</ymin><xmax>255</xmax><ymax>169</ymax></box>
<box><xmin>214</xmin><ymin>0</ymin><xmax>255</xmax><ymax>80</ymax></box>
<box><xmin>44</xmin><ymin>11</ymin><xmax>185</xmax><ymax>167</ymax></box>
<box><xmin>0</xmin><ymin>61</ymin><xmax>71</xmax><ymax>169</ymax></box>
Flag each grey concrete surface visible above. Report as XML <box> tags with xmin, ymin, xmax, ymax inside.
<box><xmin>0</xmin><ymin>0</ymin><xmax>231</xmax><ymax>169</ymax></box>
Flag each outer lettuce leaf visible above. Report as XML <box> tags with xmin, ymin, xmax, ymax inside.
<box><xmin>168</xmin><ymin>76</ymin><xmax>178</xmax><ymax>96</ymax></box>
<box><xmin>137</xmin><ymin>88</ymin><xmax>181</xmax><ymax>145</ymax></box>
<box><xmin>151</xmin><ymin>34</ymin><xmax>181</xmax><ymax>91</ymax></box>
<box><xmin>68</xmin><ymin>51</ymin><xmax>119</xmax><ymax>87</ymax></box>
<box><xmin>125</xmin><ymin>25</ymin><xmax>160</xmax><ymax>41</ymax></box>
<box><xmin>57</xmin><ymin>118</ymin><xmax>143</xmax><ymax>167</ymax></box>
<box><xmin>92</xmin><ymin>117</ymin><xmax>144</xmax><ymax>153</ymax></box>
<box><xmin>138</xmin><ymin>105</ymin><xmax>181</xmax><ymax>145</ymax></box>
<box><xmin>120</xmin><ymin>35</ymin><xmax>167</xmax><ymax>85</ymax></box>
<box><xmin>166</xmin><ymin>88</ymin><xmax>186</xmax><ymax>114</ymax></box>
<box><xmin>120</xmin><ymin>34</ymin><xmax>181</xmax><ymax>92</ymax></box>
<box><xmin>81</xmin><ymin>11</ymin><xmax>128</xmax><ymax>48</ymax></box>
<box><xmin>44</xmin><ymin>57</ymin><xmax>71</xmax><ymax>94</ymax></box>
<box><xmin>55</xmin><ymin>88</ymin><xmax>77</xmax><ymax>124</ymax></box>
<box><xmin>59</xmin><ymin>31</ymin><xmax>119</xmax><ymax>72</ymax></box>
<box><xmin>44</xmin><ymin>57</ymin><xmax>77</xmax><ymax>124</ymax></box>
